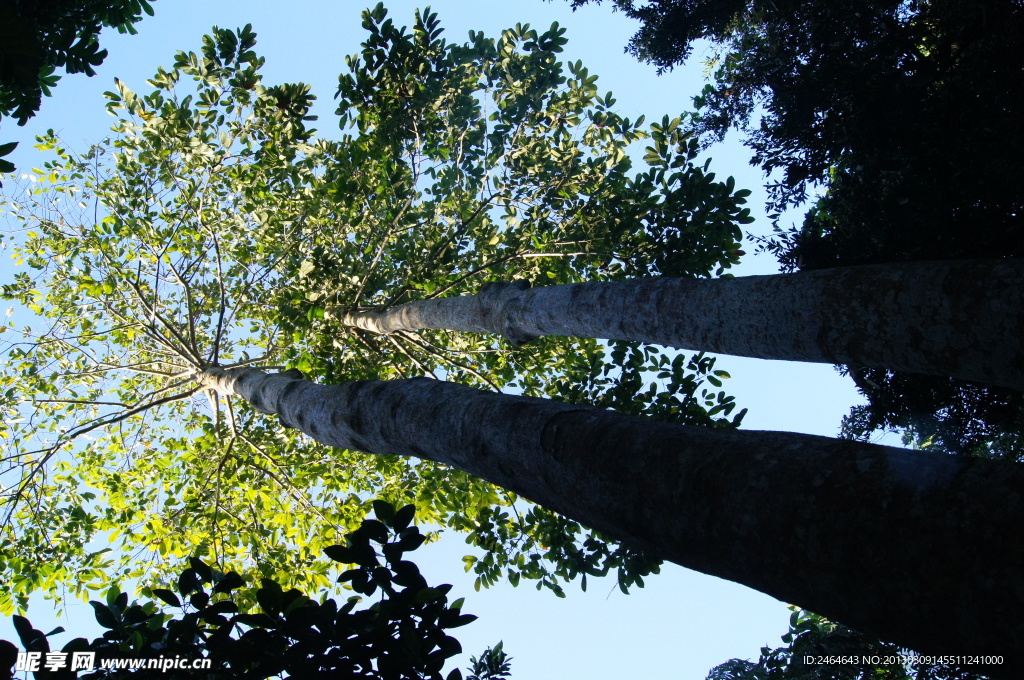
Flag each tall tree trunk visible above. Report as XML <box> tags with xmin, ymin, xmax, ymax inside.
<box><xmin>202</xmin><ymin>366</ymin><xmax>1024</xmax><ymax>674</ymax></box>
<box><xmin>330</xmin><ymin>259</ymin><xmax>1024</xmax><ymax>391</ymax></box>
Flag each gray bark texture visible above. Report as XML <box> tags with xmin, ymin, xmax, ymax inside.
<box><xmin>330</xmin><ymin>259</ymin><xmax>1024</xmax><ymax>391</ymax></box>
<box><xmin>202</xmin><ymin>366</ymin><xmax>1024</xmax><ymax>673</ymax></box>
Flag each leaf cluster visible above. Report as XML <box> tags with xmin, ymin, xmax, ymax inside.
<box><xmin>0</xmin><ymin>24</ymin><xmax>366</xmax><ymax>608</ymax></box>
<box><xmin>572</xmin><ymin>0</ymin><xmax>1024</xmax><ymax>235</ymax></box>
<box><xmin>838</xmin><ymin>368</ymin><xmax>1024</xmax><ymax>461</ymax></box>
<box><xmin>562</xmin><ymin>0</ymin><xmax>745</xmax><ymax>74</ymax></box>
<box><xmin>5</xmin><ymin>502</ymin><xmax>503</xmax><ymax>680</ymax></box>
<box><xmin>0</xmin><ymin>0</ymin><xmax>156</xmax><ymax>176</ymax></box>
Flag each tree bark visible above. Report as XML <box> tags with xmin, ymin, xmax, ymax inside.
<box><xmin>330</xmin><ymin>259</ymin><xmax>1024</xmax><ymax>392</ymax></box>
<box><xmin>202</xmin><ymin>366</ymin><xmax>1024</xmax><ymax>674</ymax></box>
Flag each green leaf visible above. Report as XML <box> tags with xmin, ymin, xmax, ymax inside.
<box><xmin>324</xmin><ymin>544</ymin><xmax>358</xmax><ymax>564</ymax></box>
<box><xmin>415</xmin><ymin>586</ymin><xmax>445</xmax><ymax>604</ymax></box>
<box><xmin>152</xmin><ymin>589</ymin><xmax>181</xmax><ymax>607</ymax></box>
<box><xmin>89</xmin><ymin>602</ymin><xmax>119</xmax><ymax>630</ymax></box>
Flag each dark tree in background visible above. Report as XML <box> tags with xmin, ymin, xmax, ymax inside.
<box><xmin>563</xmin><ymin>0</ymin><xmax>1024</xmax><ymax>249</ymax></box>
<box><xmin>564</xmin><ymin>0</ymin><xmax>1024</xmax><ymax>457</ymax></box>
<box><xmin>707</xmin><ymin>609</ymin><xmax>993</xmax><ymax>680</ymax></box>
<box><xmin>0</xmin><ymin>0</ymin><xmax>156</xmax><ymax>175</ymax></box>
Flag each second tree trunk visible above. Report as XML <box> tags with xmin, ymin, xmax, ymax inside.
<box><xmin>332</xmin><ymin>259</ymin><xmax>1024</xmax><ymax>391</ymax></box>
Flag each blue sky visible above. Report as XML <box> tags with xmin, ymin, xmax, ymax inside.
<box><xmin>0</xmin><ymin>1</ymin><xmax>887</xmax><ymax>677</ymax></box>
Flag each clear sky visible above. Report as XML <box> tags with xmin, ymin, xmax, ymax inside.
<box><xmin>0</xmin><ymin>1</ymin><xmax>891</xmax><ymax>678</ymax></box>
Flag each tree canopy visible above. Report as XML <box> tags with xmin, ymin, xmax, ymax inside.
<box><xmin>0</xmin><ymin>6</ymin><xmax>750</xmax><ymax>612</ymax></box>
<box><xmin>565</xmin><ymin>0</ymin><xmax>1024</xmax><ymax>240</ymax></box>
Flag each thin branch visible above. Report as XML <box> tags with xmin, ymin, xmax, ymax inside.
<box><xmin>235</xmin><ymin>432</ymin><xmax>341</xmax><ymax>531</ymax></box>
<box><xmin>2</xmin><ymin>385</ymin><xmax>202</xmax><ymax>528</ymax></box>
<box><xmin>32</xmin><ymin>399</ymin><xmax>128</xmax><ymax>407</ymax></box>
<box><xmin>424</xmin><ymin>252</ymin><xmax>522</xmax><ymax>300</ymax></box>
<box><xmin>159</xmin><ymin>251</ymin><xmax>200</xmax><ymax>353</ymax></box>
<box><xmin>397</xmin><ymin>331</ymin><xmax>502</xmax><ymax>392</ymax></box>
<box><xmin>352</xmin><ymin>191</ymin><xmax>418</xmax><ymax>307</ymax></box>
<box><xmin>386</xmin><ymin>334</ymin><xmax>437</xmax><ymax>379</ymax></box>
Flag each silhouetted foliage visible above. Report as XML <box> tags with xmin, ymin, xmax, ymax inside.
<box><xmin>837</xmin><ymin>368</ymin><xmax>1024</xmax><ymax>460</ymax></box>
<box><xmin>707</xmin><ymin>609</ymin><xmax>996</xmax><ymax>680</ymax></box>
<box><xmin>0</xmin><ymin>640</ymin><xmax>16</xmax><ymax>680</ymax></box>
<box><xmin>0</xmin><ymin>0</ymin><xmax>156</xmax><ymax>175</ymax></box>
<box><xmin>465</xmin><ymin>643</ymin><xmax>512</xmax><ymax>680</ymax></box>
<box><xmin>2</xmin><ymin>502</ymin><xmax>510</xmax><ymax>679</ymax></box>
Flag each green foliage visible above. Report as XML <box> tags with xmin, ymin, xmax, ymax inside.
<box><xmin>4</xmin><ymin>503</ymin><xmax>506</xmax><ymax>679</ymax></box>
<box><xmin>552</xmin><ymin>343</ymin><xmax>745</xmax><ymax>426</ymax></box>
<box><xmin>0</xmin><ymin>0</ymin><xmax>156</xmax><ymax>178</ymax></box>
<box><xmin>466</xmin><ymin>642</ymin><xmax>512</xmax><ymax>680</ymax></box>
<box><xmin>706</xmin><ymin>608</ymin><xmax>994</xmax><ymax>680</ymax></box>
<box><xmin>0</xmin><ymin>23</ymin><xmax>345</xmax><ymax>610</ymax></box>
<box><xmin>0</xmin><ymin>9</ymin><xmax>751</xmax><ymax>610</ymax></box>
